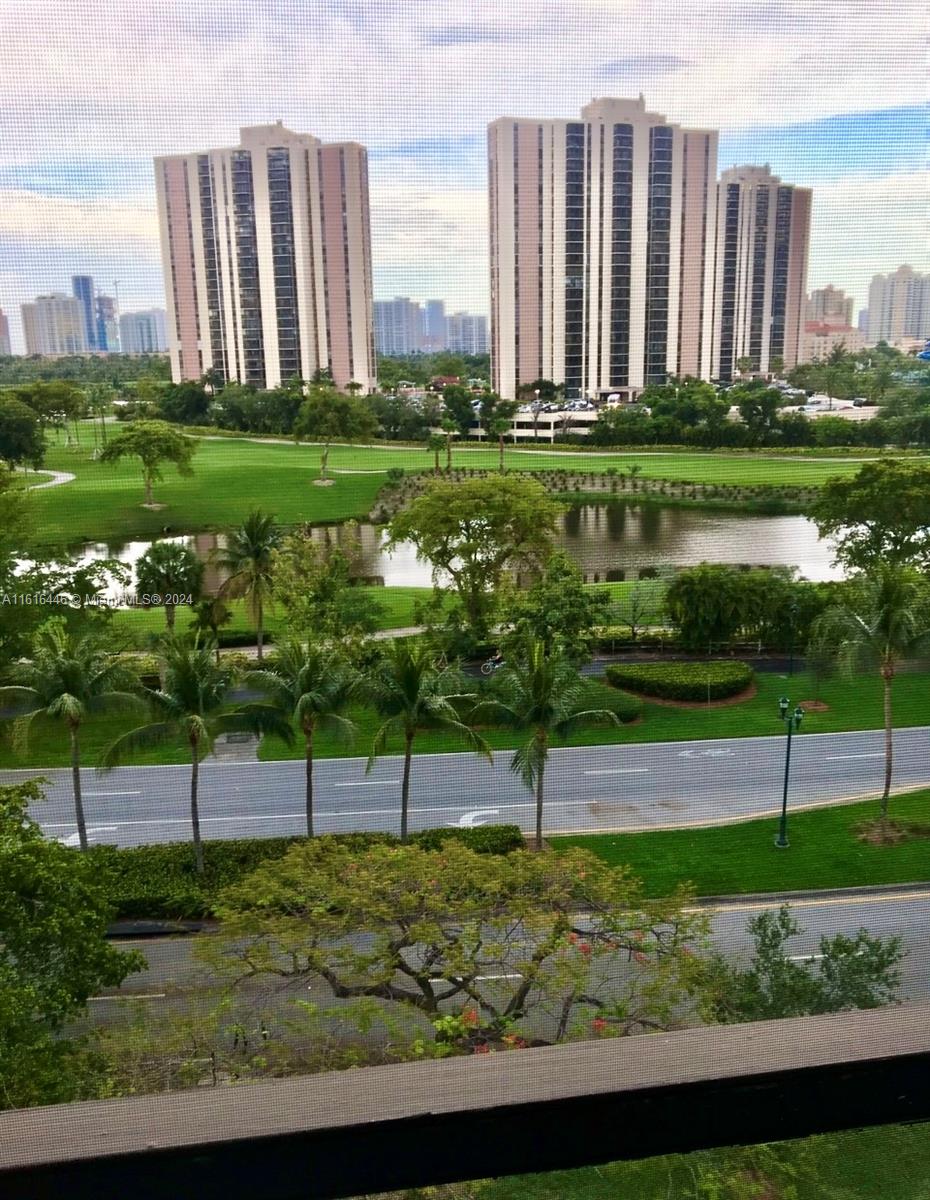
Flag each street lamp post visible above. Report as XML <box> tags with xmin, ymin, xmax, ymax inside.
<box><xmin>775</xmin><ymin>697</ymin><xmax>804</xmax><ymax>849</ymax></box>
<box><xmin>787</xmin><ymin>600</ymin><xmax>799</xmax><ymax>677</ymax></box>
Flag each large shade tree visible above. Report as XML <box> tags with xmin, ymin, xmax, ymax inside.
<box><xmin>102</xmin><ymin>639</ymin><xmax>292</xmax><ymax>872</ymax></box>
<box><xmin>247</xmin><ymin>641</ymin><xmax>357</xmax><ymax>836</ymax></box>
<box><xmin>811</xmin><ymin>566</ymin><xmax>930</xmax><ymax>824</ymax></box>
<box><xmin>0</xmin><ymin>620</ymin><xmax>142</xmax><ymax>850</ymax></box>
<box><xmin>217</xmin><ymin>509</ymin><xmax>281</xmax><ymax>662</ymax></box>
<box><xmin>387</xmin><ymin>475</ymin><xmax>559</xmax><ymax>639</ymax></box>
<box><xmin>0</xmin><ymin>397</ymin><xmax>45</xmax><ymax>468</ymax></box>
<box><xmin>99</xmin><ymin>419</ymin><xmax>196</xmax><ymax>506</ymax></box>
<box><xmin>365</xmin><ymin>640</ymin><xmax>491</xmax><ymax>841</ymax></box>
<box><xmin>293</xmin><ymin>386</ymin><xmax>378</xmax><ymax>481</ymax></box>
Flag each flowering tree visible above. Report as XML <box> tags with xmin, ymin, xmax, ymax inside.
<box><xmin>207</xmin><ymin>841</ymin><xmax>708</xmax><ymax>1052</ymax></box>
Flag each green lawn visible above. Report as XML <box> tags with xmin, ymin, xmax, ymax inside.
<box><xmin>3</xmin><ymin>666</ymin><xmax>928</xmax><ymax>768</ymax></box>
<box><xmin>27</xmin><ymin>426</ymin><xmax>878</xmax><ymax>548</ymax></box>
<box><xmin>554</xmin><ymin>787</ymin><xmax>930</xmax><ymax>898</ymax></box>
<box><xmin>413</xmin><ymin>1122</ymin><xmax>930</xmax><ymax>1199</ymax></box>
<box><xmin>109</xmin><ymin>585</ymin><xmax>437</xmax><ymax>645</ymax></box>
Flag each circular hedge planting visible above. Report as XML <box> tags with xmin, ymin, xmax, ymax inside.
<box><xmin>604</xmin><ymin>660</ymin><xmax>754</xmax><ymax>702</ymax></box>
<box><xmin>578</xmin><ymin>678</ymin><xmax>643</xmax><ymax>723</ymax></box>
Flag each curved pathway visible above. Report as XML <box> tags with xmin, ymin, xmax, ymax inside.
<box><xmin>22</xmin><ymin>469</ymin><xmax>76</xmax><ymax>490</ymax></box>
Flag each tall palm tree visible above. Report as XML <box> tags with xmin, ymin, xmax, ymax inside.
<box><xmin>491</xmin><ymin>416</ymin><xmax>510</xmax><ymax>472</ymax></box>
<box><xmin>365</xmin><ymin>640</ymin><xmax>491</xmax><ymax>841</ymax></box>
<box><xmin>440</xmin><ymin>418</ymin><xmax>457</xmax><ymax>471</ymax></box>
<box><xmin>811</xmin><ymin>566</ymin><xmax>930</xmax><ymax>824</ymax></box>
<box><xmin>217</xmin><ymin>510</ymin><xmax>281</xmax><ymax>662</ymax></box>
<box><xmin>476</xmin><ymin>639</ymin><xmax>620</xmax><ymax>850</ymax></box>
<box><xmin>136</xmin><ymin>541</ymin><xmax>204</xmax><ymax>634</ymax></box>
<box><xmin>426</xmin><ymin>433</ymin><xmax>445</xmax><ymax>475</ymax></box>
<box><xmin>247</xmin><ymin>640</ymin><xmax>357</xmax><ymax>836</ymax></box>
<box><xmin>0</xmin><ymin>621</ymin><xmax>142</xmax><ymax>850</ymax></box>
<box><xmin>189</xmin><ymin>596</ymin><xmax>232</xmax><ymax>663</ymax></box>
<box><xmin>101</xmin><ymin>639</ymin><xmax>292</xmax><ymax>872</ymax></box>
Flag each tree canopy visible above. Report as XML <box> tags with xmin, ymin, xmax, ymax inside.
<box><xmin>387</xmin><ymin>475</ymin><xmax>559</xmax><ymax>637</ymax></box>
<box><xmin>99</xmin><ymin>419</ymin><xmax>196</xmax><ymax>505</ymax></box>
<box><xmin>811</xmin><ymin>460</ymin><xmax>930</xmax><ymax>571</ymax></box>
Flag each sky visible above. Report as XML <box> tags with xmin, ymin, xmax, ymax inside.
<box><xmin>0</xmin><ymin>0</ymin><xmax>926</xmax><ymax>352</ymax></box>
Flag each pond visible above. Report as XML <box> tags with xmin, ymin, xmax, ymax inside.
<box><xmin>72</xmin><ymin>501</ymin><xmax>841</xmax><ymax>603</ymax></box>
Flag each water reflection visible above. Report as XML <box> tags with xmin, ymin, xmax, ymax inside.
<box><xmin>73</xmin><ymin>500</ymin><xmax>842</xmax><ymax>603</ymax></box>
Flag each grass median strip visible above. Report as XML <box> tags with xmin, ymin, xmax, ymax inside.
<box><xmin>553</xmin><ymin>787</ymin><xmax>930</xmax><ymax>898</ymax></box>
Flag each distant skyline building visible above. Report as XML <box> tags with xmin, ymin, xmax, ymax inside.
<box><xmin>711</xmin><ymin>163</ymin><xmax>811</xmax><ymax>380</ymax></box>
<box><xmin>95</xmin><ymin>293</ymin><xmax>119</xmax><ymax>352</ymax></box>
<box><xmin>72</xmin><ymin>274</ymin><xmax>98</xmax><ymax>351</ymax></box>
<box><xmin>447</xmin><ymin>311</ymin><xmax>488</xmax><ymax>356</ymax></box>
<box><xmin>21</xmin><ymin>293</ymin><xmax>88</xmax><ymax>355</ymax></box>
<box><xmin>120</xmin><ymin>308</ymin><xmax>168</xmax><ymax>354</ymax></box>
<box><xmin>0</xmin><ymin>310</ymin><xmax>10</xmax><ymax>356</ymax></box>
<box><xmin>802</xmin><ymin>321</ymin><xmax>866</xmax><ymax>364</ymax></box>
<box><xmin>807</xmin><ymin>285</ymin><xmax>853</xmax><ymax>328</ymax></box>
<box><xmin>858</xmin><ymin>308</ymin><xmax>869</xmax><ymax>333</ymax></box>
<box><xmin>155</xmin><ymin>121</ymin><xmax>375</xmax><ymax>391</ymax></box>
<box><xmin>488</xmin><ymin>96</ymin><xmax>719</xmax><ymax>401</ymax></box>
<box><xmin>373</xmin><ymin>297</ymin><xmax>424</xmax><ymax>355</ymax></box>
<box><xmin>866</xmin><ymin>265</ymin><xmax>930</xmax><ymax>344</ymax></box>
<box><xmin>422</xmin><ymin>299</ymin><xmax>447</xmax><ymax>350</ymax></box>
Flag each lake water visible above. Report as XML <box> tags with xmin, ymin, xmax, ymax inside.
<box><xmin>73</xmin><ymin>501</ymin><xmax>841</xmax><ymax>603</ymax></box>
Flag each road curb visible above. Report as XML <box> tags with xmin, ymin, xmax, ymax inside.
<box><xmin>694</xmin><ymin>880</ymin><xmax>930</xmax><ymax>908</ymax></box>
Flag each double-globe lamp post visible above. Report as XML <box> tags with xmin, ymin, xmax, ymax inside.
<box><xmin>775</xmin><ymin>696</ymin><xmax>804</xmax><ymax>849</ymax></box>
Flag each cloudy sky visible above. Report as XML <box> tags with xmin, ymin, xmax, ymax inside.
<box><xmin>0</xmin><ymin>0</ymin><xmax>925</xmax><ymax>351</ymax></box>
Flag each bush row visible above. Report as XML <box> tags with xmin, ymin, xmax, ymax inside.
<box><xmin>604</xmin><ymin>660</ymin><xmax>754</xmax><ymax>702</ymax></box>
<box><xmin>90</xmin><ymin>825</ymin><xmax>526</xmax><ymax>920</ymax></box>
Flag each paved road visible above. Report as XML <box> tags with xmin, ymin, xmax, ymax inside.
<box><xmin>9</xmin><ymin>724</ymin><xmax>930</xmax><ymax>846</ymax></box>
<box><xmin>88</xmin><ymin>889</ymin><xmax>930</xmax><ymax>1031</ymax></box>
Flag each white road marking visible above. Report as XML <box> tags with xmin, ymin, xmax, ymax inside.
<box><xmin>584</xmin><ymin>768</ymin><xmax>650</xmax><ymax>776</ymax></box>
<box><xmin>787</xmin><ymin>953</ymin><xmax>825</xmax><ymax>962</ymax></box>
<box><xmin>89</xmin><ymin>993</ymin><xmax>167</xmax><ymax>1001</ymax></box>
<box><xmin>58</xmin><ymin>825</ymin><xmax>119</xmax><ymax>847</ymax></box>
<box><xmin>334</xmin><ymin>780</ymin><xmax>401</xmax><ymax>787</ymax></box>
<box><xmin>475</xmin><ymin>974</ymin><xmax>523</xmax><ymax>981</ymax></box>
<box><xmin>825</xmin><ymin>753</ymin><xmax>884</xmax><ymax>761</ymax></box>
<box><xmin>452</xmin><ymin>809</ymin><xmax>500</xmax><ymax>828</ymax></box>
<box><xmin>84</xmin><ymin>790</ymin><xmax>143</xmax><ymax>797</ymax></box>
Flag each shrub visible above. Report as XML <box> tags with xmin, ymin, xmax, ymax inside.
<box><xmin>604</xmin><ymin>660</ymin><xmax>753</xmax><ymax>702</ymax></box>
<box><xmin>90</xmin><ymin>826</ymin><xmax>526</xmax><ymax>920</ymax></box>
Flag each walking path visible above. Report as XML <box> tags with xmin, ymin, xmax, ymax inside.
<box><xmin>22</xmin><ymin>469</ymin><xmax>76</xmax><ymax>490</ymax></box>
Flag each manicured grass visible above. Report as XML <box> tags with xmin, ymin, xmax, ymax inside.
<box><xmin>554</xmin><ymin>787</ymin><xmax>930</xmax><ymax>898</ymax></box>
<box><xmin>108</xmin><ymin>586</ymin><xmax>437</xmax><ymax>645</ymax></box>
<box><xmin>28</xmin><ymin>425</ymin><xmax>878</xmax><ymax>548</ymax></box>
<box><xmin>430</xmin><ymin>1121</ymin><xmax>930</xmax><ymax>1199</ymax></box>
<box><xmin>0</xmin><ymin>710</ymin><xmax>191</xmax><ymax>769</ymax></box>
<box><xmin>4</xmin><ymin>667</ymin><xmax>928</xmax><ymax>768</ymax></box>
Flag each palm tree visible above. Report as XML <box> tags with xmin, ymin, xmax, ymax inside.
<box><xmin>735</xmin><ymin>356</ymin><xmax>753</xmax><ymax>380</ymax></box>
<box><xmin>426</xmin><ymin>433</ymin><xmax>445</xmax><ymax>475</ymax></box>
<box><xmin>491</xmin><ymin>416</ymin><xmax>510</xmax><ymax>472</ymax></box>
<box><xmin>217</xmin><ymin>510</ymin><xmax>281</xmax><ymax>662</ymax></box>
<box><xmin>365</xmin><ymin>640</ymin><xmax>491</xmax><ymax>841</ymax></box>
<box><xmin>811</xmin><ymin>566</ymin><xmax>930</xmax><ymax>824</ymax></box>
<box><xmin>441</xmin><ymin>418</ymin><xmax>457</xmax><ymax>470</ymax></box>
<box><xmin>247</xmin><ymin>640</ymin><xmax>357</xmax><ymax>836</ymax></box>
<box><xmin>189</xmin><ymin>596</ymin><xmax>232</xmax><ymax>662</ymax></box>
<box><xmin>136</xmin><ymin>541</ymin><xmax>204</xmax><ymax>634</ymax></box>
<box><xmin>0</xmin><ymin>621</ymin><xmax>142</xmax><ymax>850</ymax></box>
<box><xmin>101</xmin><ymin>639</ymin><xmax>292</xmax><ymax>872</ymax></box>
<box><xmin>476</xmin><ymin>639</ymin><xmax>620</xmax><ymax>849</ymax></box>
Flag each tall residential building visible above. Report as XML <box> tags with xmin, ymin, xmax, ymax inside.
<box><xmin>155</xmin><ymin>122</ymin><xmax>375</xmax><ymax>391</ymax></box>
<box><xmin>867</xmin><ymin>266</ymin><xmax>930</xmax><ymax>344</ymax></box>
<box><xmin>0</xmin><ymin>310</ymin><xmax>10</xmax><ymax>356</ymax></box>
<box><xmin>423</xmin><ymin>299</ymin><xmax>447</xmax><ymax>351</ymax></box>
<box><xmin>373</xmin><ymin>297</ymin><xmax>424</xmax><ymax>355</ymax></box>
<box><xmin>807</xmin><ymin>285</ymin><xmax>853</xmax><ymax>328</ymax></box>
<box><xmin>488</xmin><ymin>96</ymin><xmax>718</xmax><ymax>401</ymax></box>
<box><xmin>21</xmin><ymin>293</ymin><xmax>88</xmax><ymax>355</ymax></box>
<box><xmin>447</xmin><ymin>311</ymin><xmax>488</xmax><ymax>355</ymax></box>
<box><xmin>95</xmin><ymin>294</ymin><xmax>119</xmax><ymax>352</ymax></box>
<box><xmin>711</xmin><ymin>164</ymin><xmax>811</xmax><ymax>380</ymax></box>
<box><xmin>120</xmin><ymin>308</ymin><xmax>168</xmax><ymax>354</ymax></box>
<box><xmin>72</xmin><ymin>275</ymin><xmax>98</xmax><ymax>350</ymax></box>
<box><xmin>858</xmin><ymin>308</ymin><xmax>869</xmax><ymax>333</ymax></box>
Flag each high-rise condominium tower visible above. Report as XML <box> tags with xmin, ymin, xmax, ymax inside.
<box><xmin>807</xmin><ymin>285</ymin><xmax>853</xmax><ymax>328</ymax></box>
<box><xmin>0</xmin><ymin>310</ymin><xmax>10</xmax><ymax>356</ymax></box>
<box><xmin>711</xmin><ymin>164</ymin><xmax>811</xmax><ymax>380</ymax></box>
<box><xmin>119</xmin><ymin>309</ymin><xmax>168</xmax><ymax>354</ymax></box>
<box><xmin>21</xmin><ymin>293</ymin><xmax>88</xmax><ymax>355</ymax></box>
<box><xmin>72</xmin><ymin>275</ymin><xmax>98</xmax><ymax>351</ymax></box>
<box><xmin>155</xmin><ymin>123</ymin><xmax>375</xmax><ymax>390</ymax></box>
<box><xmin>867</xmin><ymin>266</ymin><xmax>930</xmax><ymax>344</ymax></box>
<box><xmin>488</xmin><ymin>96</ymin><xmax>718</xmax><ymax>401</ymax></box>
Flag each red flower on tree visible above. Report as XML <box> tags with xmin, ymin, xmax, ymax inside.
<box><xmin>592</xmin><ymin>1017</ymin><xmax>609</xmax><ymax>1034</ymax></box>
<box><xmin>462</xmin><ymin>1007</ymin><xmax>479</xmax><ymax>1027</ymax></box>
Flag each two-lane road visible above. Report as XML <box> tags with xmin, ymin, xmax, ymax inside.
<box><xmin>7</xmin><ymin>725</ymin><xmax>930</xmax><ymax>846</ymax></box>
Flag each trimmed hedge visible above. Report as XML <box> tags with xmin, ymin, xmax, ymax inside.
<box><xmin>90</xmin><ymin>825</ymin><xmax>525</xmax><ymax>920</ymax></box>
<box><xmin>604</xmin><ymin>660</ymin><xmax>754</xmax><ymax>702</ymax></box>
